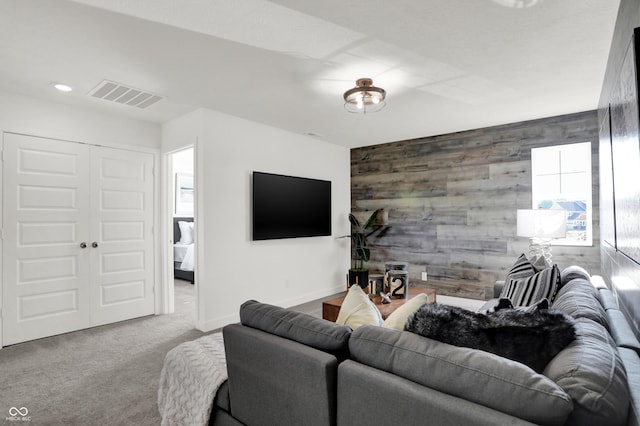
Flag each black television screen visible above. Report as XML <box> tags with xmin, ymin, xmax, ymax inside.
<box><xmin>252</xmin><ymin>171</ymin><xmax>331</xmax><ymax>240</ymax></box>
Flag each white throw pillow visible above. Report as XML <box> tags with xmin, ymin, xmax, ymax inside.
<box><xmin>336</xmin><ymin>285</ymin><xmax>383</xmax><ymax>329</ymax></box>
<box><xmin>383</xmin><ymin>293</ymin><xmax>429</xmax><ymax>330</ymax></box>
<box><xmin>178</xmin><ymin>221</ymin><xmax>194</xmax><ymax>244</ymax></box>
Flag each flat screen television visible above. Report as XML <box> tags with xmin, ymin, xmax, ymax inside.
<box><xmin>252</xmin><ymin>171</ymin><xmax>331</xmax><ymax>240</ymax></box>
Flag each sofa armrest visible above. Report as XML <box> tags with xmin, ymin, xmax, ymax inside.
<box><xmin>607</xmin><ymin>309</ymin><xmax>640</xmax><ymax>354</ymax></box>
<box><xmin>223</xmin><ymin>324</ymin><xmax>339</xmax><ymax>426</ymax></box>
<box><xmin>619</xmin><ymin>348</ymin><xmax>640</xmax><ymax>426</ymax></box>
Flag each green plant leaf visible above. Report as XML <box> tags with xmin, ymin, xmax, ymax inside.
<box><xmin>348</xmin><ymin>213</ymin><xmax>360</xmax><ymax>228</ymax></box>
<box><xmin>356</xmin><ymin>247</ymin><xmax>370</xmax><ymax>262</ymax></box>
<box><xmin>363</xmin><ymin>208</ymin><xmax>382</xmax><ymax>229</ymax></box>
<box><xmin>353</xmin><ymin>232</ymin><xmax>365</xmax><ymax>246</ymax></box>
<box><xmin>346</xmin><ymin>209</ymin><xmax>384</xmax><ymax>269</ymax></box>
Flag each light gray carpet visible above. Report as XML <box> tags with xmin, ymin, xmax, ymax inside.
<box><xmin>0</xmin><ymin>279</ymin><xmax>206</xmax><ymax>425</ymax></box>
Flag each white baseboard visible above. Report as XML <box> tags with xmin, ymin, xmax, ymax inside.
<box><xmin>198</xmin><ymin>312</ymin><xmax>238</xmax><ymax>333</ymax></box>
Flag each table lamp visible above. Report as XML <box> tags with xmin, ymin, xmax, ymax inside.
<box><xmin>516</xmin><ymin>209</ymin><xmax>567</xmax><ymax>268</ymax></box>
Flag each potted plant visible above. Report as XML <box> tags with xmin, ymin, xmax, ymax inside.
<box><xmin>342</xmin><ymin>208</ymin><xmax>383</xmax><ymax>288</ymax></box>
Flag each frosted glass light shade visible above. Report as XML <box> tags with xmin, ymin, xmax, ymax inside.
<box><xmin>343</xmin><ymin>78</ymin><xmax>386</xmax><ymax>113</ymax></box>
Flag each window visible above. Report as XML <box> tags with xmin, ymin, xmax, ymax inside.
<box><xmin>531</xmin><ymin>142</ymin><xmax>592</xmax><ymax>246</ymax></box>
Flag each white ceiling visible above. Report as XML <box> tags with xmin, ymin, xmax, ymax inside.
<box><xmin>0</xmin><ymin>0</ymin><xmax>620</xmax><ymax>148</ymax></box>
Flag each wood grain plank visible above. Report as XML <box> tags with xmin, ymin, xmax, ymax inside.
<box><xmin>351</xmin><ymin>111</ymin><xmax>601</xmax><ymax>300</ymax></box>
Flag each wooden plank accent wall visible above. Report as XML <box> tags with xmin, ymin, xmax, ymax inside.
<box><xmin>351</xmin><ymin>111</ymin><xmax>601</xmax><ymax>300</ymax></box>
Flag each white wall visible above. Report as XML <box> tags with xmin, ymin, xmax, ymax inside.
<box><xmin>0</xmin><ymin>91</ymin><xmax>350</xmax><ymax>336</ymax></box>
<box><xmin>0</xmin><ymin>91</ymin><xmax>162</xmax><ymax>345</ymax></box>
<box><xmin>171</xmin><ymin>147</ymin><xmax>194</xmax><ymax>218</ymax></box>
<box><xmin>172</xmin><ymin>147</ymin><xmax>194</xmax><ymax>175</ymax></box>
<box><xmin>0</xmin><ymin>91</ymin><xmax>160</xmax><ymax>148</ymax></box>
<box><xmin>162</xmin><ymin>108</ymin><xmax>351</xmax><ymax>331</ymax></box>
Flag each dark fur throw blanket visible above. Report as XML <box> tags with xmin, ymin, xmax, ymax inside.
<box><xmin>405</xmin><ymin>303</ymin><xmax>576</xmax><ymax>372</ymax></box>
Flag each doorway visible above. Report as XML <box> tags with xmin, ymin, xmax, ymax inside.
<box><xmin>2</xmin><ymin>133</ymin><xmax>155</xmax><ymax>346</ymax></box>
<box><xmin>166</xmin><ymin>146</ymin><xmax>196</xmax><ymax>321</ymax></box>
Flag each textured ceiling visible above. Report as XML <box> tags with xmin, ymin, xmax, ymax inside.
<box><xmin>0</xmin><ymin>0</ymin><xmax>620</xmax><ymax>147</ymax></box>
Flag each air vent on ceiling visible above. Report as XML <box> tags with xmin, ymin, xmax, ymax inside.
<box><xmin>89</xmin><ymin>80</ymin><xmax>163</xmax><ymax>109</ymax></box>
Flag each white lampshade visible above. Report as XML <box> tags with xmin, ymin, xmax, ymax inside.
<box><xmin>516</xmin><ymin>209</ymin><xmax>567</xmax><ymax>239</ymax></box>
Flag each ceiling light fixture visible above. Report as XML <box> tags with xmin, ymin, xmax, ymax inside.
<box><xmin>53</xmin><ymin>83</ymin><xmax>73</xmax><ymax>92</ymax></box>
<box><xmin>491</xmin><ymin>0</ymin><xmax>542</xmax><ymax>8</ymax></box>
<box><xmin>343</xmin><ymin>78</ymin><xmax>386</xmax><ymax>114</ymax></box>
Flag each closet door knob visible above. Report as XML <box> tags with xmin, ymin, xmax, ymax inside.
<box><xmin>92</xmin><ymin>242</ymin><xmax>99</xmax><ymax>248</ymax></box>
<box><xmin>80</xmin><ymin>242</ymin><xmax>87</xmax><ymax>249</ymax></box>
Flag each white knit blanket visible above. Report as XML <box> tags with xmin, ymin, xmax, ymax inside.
<box><xmin>158</xmin><ymin>332</ymin><xmax>227</xmax><ymax>426</ymax></box>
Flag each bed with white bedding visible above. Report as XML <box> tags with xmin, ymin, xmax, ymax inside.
<box><xmin>174</xmin><ymin>217</ymin><xmax>194</xmax><ymax>283</ymax></box>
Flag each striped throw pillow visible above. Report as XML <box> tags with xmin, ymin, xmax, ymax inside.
<box><xmin>501</xmin><ymin>265</ymin><xmax>561</xmax><ymax>307</ymax></box>
<box><xmin>505</xmin><ymin>253</ymin><xmax>540</xmax><ymax>281</ymax></box>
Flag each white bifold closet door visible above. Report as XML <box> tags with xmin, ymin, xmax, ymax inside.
<box><xmin>2</xmin><ymin>133</ymin><xmax>155</xmax><ymax>346</ymax></box>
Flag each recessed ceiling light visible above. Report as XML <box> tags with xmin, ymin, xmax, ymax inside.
<box><xmin>53</xmin><ymin>83</ymin><xmax>73</xmax><ymax>92</ymax></box>
<box><xmin>491</xmin><ymin>0</ymin><xmax>542</xmax><ymax>7</ymax></box>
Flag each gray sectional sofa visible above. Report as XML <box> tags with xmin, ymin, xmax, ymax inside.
<box><xmin>209</xmin><ymin>269</ymin><xmax>640</xmax><ymax>426</ymax></box>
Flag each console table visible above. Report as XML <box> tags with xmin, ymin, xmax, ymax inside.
<box><xmin>322</xmin><ymin>287</ymin><xmax>436</xmax><ymax>322</ymax></box>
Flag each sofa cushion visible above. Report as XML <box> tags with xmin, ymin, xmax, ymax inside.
<box><xmin>336</xmin><ymin>285</ymin><xmax>383</xmax><ymax>329</ymax></box>
<box><xmin>543</xmin><ymin>318</ymin><xmax>630</xmax><ymax>426</ymax></box>
<box><xmin>239</xmin><ymin>300</ymin><xmax>351</xmax><ymax>356</ymax></box>
<box><xmin>405</xmin><ymin>302</ymin><xmax>576</xmax><ymax>372</ymax></box>
<box><xmin>501</xmin><ymin>264</ymin><xmax>561</xmax><ymax>307</ymax></box>
<box><xmin>349</xmin><ymin>326</ymin><xmax>573</xmax><ymax>425</ymax></box>
<box><xmin>552</xmin><ymin>278</ymin><xmax>609</xmax><ymax>331</ymax></box>
<box><xmin>560</xmin><ymin>265</ymin><xmax>591</xmax><ymax>287</ymax></box>
<box><xmin>556</xmin><ymin>276</ymin><xmax>599</xmax><ymax>299</ymax></box>
<box><xmin>383</xmin><ymin>293</ymin><xmax>429</xmax><ymax>330</ymax></box>
<box><xmin>338</xmin><ymin>360</ymin><xmax>538</xmax><ymax>426</ymax></box>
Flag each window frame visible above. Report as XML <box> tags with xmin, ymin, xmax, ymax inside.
<box><xmin>530</xmin><ymin>142</ymin><xmax>593</xmax><ymax>247</ymax></box>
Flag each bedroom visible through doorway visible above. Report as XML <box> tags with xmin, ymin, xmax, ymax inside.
<box><xmin>170</xmin><ymin>147</ymin><xmax>195</xmax><ymax>321</ymax></box>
